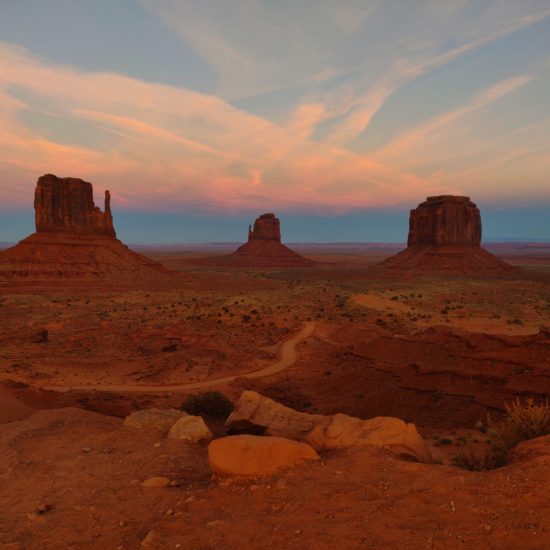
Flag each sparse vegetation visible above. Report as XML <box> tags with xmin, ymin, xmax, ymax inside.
<box><xmin>180</xmin><ymin>391</ymin><xmax>235</xmax><ymax>419</ymax></box>
<box><xmin>453</xmin><ymin>398</ymin><xmax>550</xmax><ymax>470</ymax></box>
<box><xmin>490</xmin><ymin>398</ymin><xmax>550</xmax><ymax>449</ymax></box>
<box><xmin>452</xmin><ymin>447</ymin><xmax>509</xmax><ymax>471</ymax></box>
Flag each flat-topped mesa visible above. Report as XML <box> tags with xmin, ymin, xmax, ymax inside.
<box><xmin>408</xmin><ymin>195</ymin><xmax>481</xmax><ymax>247</ymax></box>
<box><xmin>34</xmin><ymin>174</ymin><xmax>115</xmax><ymax>237</ymax></box>
<box><xmin>380</xmin><ymin>195</ymin><xmax>517</xmax><ymax>276</ymax></box>
<box><xmin>248</xmin><ymin>213</ymin><xmax>281</xmax><ymax>242</ymax></box>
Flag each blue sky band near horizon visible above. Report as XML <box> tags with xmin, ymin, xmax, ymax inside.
<box><xmin>0</xmin><ymin>1</ymin><xmax>549</xmax><ymax>242</ymax></box>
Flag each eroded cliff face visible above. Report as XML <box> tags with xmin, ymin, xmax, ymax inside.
<box><xmin>34</xmin><ymin>174</ymin><xmax>115</xmax><ymax>237</ymax></box>
<box><xmin>381</xmin><ymin>195</ymin><xmax>516</xmax><ymax>275</ymax></box>
<box><xmin>407</xmin><ymin>196</ymin><xmax>481</xmax><ymax>247</ymax></box>
<box><xmin>248</xmin><ymin>213</ymin><xmax>281</xmax><ymax>242</ymax></box>
<box><xmin>0</xmin><ymin>174</ymin><xmax>182</xmax><ymax>289</ymax></box>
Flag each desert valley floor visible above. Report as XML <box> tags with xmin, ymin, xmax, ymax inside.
<box><xmin>1</xmin><ymin>244</ymin><xmax>550</xmax><ymax>549</ymax></box>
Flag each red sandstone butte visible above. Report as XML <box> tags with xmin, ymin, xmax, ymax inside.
<box><xmin>229</xmin><ymin>213</ymin><xmax>314</xmax><ymax>267</ymax></box>
<box><xmin>34</xmin><ymin>174</ymin><xmax>115</xmax><ymax>236</ymax></box>
<box><xmin>247</xmin><ymin>213</ymin><xmax>282</xmax><ymax>242</ymax></box>
<box><xmin>0</xmin><ymin>174</ymin><xmax>179</xmax><ymax>289</ymax></box>
<box><xmin>381</xmin><ymin>196</ymin><xmax>516</xmax><ymax>275</ymax></box>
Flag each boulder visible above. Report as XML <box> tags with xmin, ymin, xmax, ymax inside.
<box><xmin>226</xmin><ymin>391</ymin><xmax>432</xmax><ymax>463</ymax></box>
<box><xmin>306</xmin><ymin>414</ymin><xmax>433</xmax><ymax>463</ymax></box>
<box><xmin>123</xmin><ymin>408</ymin><xmax>186</xmax><ymax>435</ymax></box>
<box><xmin>167</xmin><ymin>415</ymin><xmax>213</xmax><ymax>444</ymax></box>
<box><xmin>208</xmin><ymin>434</ymin><xmax>319</xmax><ymax>476</ymax></box>
<box><xmin>141</xmin><ymin>477</ymin><xmax>171</xmax><ymax>488</ymax></box>
<box><xmin>226</xmin><ymin>390</ymin><xmax>323</xmax><ymax>439</ymax></box>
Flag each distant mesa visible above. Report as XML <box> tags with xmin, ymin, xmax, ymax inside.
<box><xmin>407</xmin><ymin>195</ymin><xmax>481</xmax><ymax>247</ymax></box>
<box><xmin>229</xmin><ymin>213</ymin><xmax>315</xmax><ymax>267</ymax></box>
<box><xmin>0</xmin><ymin>174</ymin><xmax>180</xmax><ymax>289</ymax></box>
<box><xmin>381</xmin><ymin>195</ymin><xmax>517</xmax><ymax>275</ymax></box>
<box><xmin>247</xmin><ymin>212</ymin><xmax>282</xmax><ymax>242</ymax></box>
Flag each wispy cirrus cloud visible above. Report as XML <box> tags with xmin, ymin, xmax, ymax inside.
<box><xmin>0</xmin><ymin>0</ymin><xmax>549</xmax><ymax>216</ymax></box>
<box><xmin>373</xmin><ymin>75</ymin><xmax>534</xmax><ymax>162</ymax></box>
<box><xmin>0</xmin><ymin>42</ymin><xmax>424</xmax><ymax>211</ymax></box>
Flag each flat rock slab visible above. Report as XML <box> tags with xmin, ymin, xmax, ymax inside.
<box><xmin>208</xmin><ymin>434</ymin><xmax>319</xmax><ymax>476</ymax></box>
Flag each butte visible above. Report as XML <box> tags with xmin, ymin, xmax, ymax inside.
<box><xmin>380</xmin><ymin>195</ymin><xmax>517</xmax><ymax>275</ymax></box>
<box><xmin>210</xmin><ymin>213</ymin><xmax>314</xmax><ymax>268</ymax></box>
<box><xmin>0</xmin><ymin>174</ymin><xmax>181</xmax><ymax>290</ymax></box>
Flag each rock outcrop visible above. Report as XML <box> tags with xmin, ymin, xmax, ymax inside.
<box><xmin>207</xmin><ymin>213</ymin><xmax>314</xmax><ymax>268</ymax></box>
<box><xmin>226</xmin><ymin>391</ymin><xmax>432</xmax><ymax>463</ymax></box>
<box><xmin>0</xmin><ymin>174</ymin><xmax>183</xmax><ymax>289</ymax></box>
<box><xmin>123</xmin><ymin>408</ymin><xmax>187</xmax><ymax>435</ymax></box>
<box><xmin>247</xmin><ymin>213</ymin><xmax>282</xmax><ymax>242</ymax></box>
<box><xmin>208</xmin><ymin>434</ymin><xmax>320</xmax><ymax>476</ymax></box>
<box><xmin>34</xmin><ymin>174</ymin><xmax>115</xmax><ymax>236</ymax></box>
<box><xmin>407</xmin><ymin>196</ymin><xmax>481</xmax><ymax>247</ymax></box>
<box><xmin>167</xmin><ymin>415</ymin><xmax>213</xmax><ymax>444</ymax></box>
<box><xmin>381</xmin><ymin>195</ymin><xmax>516</xmax><ymax>275</ymax></box>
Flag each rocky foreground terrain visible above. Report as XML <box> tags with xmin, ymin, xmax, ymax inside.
<box><xmin>1</xmin><ymin>248</ymin><xmax>550</xmax><ymax>548</ymax></box>
<box><xmin>2</xmin><ymin>392</ymin><xmax>550</xmax><ymax>549</ymax></box>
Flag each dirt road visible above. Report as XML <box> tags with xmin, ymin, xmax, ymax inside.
<box><xmin>45</xmin><ymin>321</ymin><xmax>316</xmax><ymax>393</ymax></box>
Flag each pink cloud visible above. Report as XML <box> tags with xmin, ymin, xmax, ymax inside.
<box><xmin>0</xmin><ymin>42</ymin><xmax>547</xmax><ymax>213</ymax></box>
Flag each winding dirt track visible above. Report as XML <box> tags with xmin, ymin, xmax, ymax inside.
<box><xmin>45</xmin><ymin>322</ymin><xmax>316</xmax><ymax>394</ymax></box>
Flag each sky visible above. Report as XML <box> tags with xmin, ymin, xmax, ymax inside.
<box><xmin>0</xmin><ymin>0</ymin><xmax>549</xmax><ymax>243</ymax></box>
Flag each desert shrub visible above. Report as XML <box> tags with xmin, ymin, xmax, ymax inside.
<box><xmin>489</xmin><ymin>398</ymin><xmax>550</xmax><ymax>449</ymax></box>
<box><xmin>452</xmin><ymin>447</ymin><xmax>508</xmax><ymax>471</ymax></box>
<box><xmin>180</xmin><ymin>391</ymin><xmax>235</xmax><ymax>419</ymax></box>
<box><xmin>453</xmin><ymin>398</ymin><xmax>550</xmax><ymax>471</ymax></box>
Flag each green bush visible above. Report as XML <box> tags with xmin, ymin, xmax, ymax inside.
<box><xmin>180</xmin><ymin>391</ymin><xmax>235</xmax><ymax>419</ymax></box>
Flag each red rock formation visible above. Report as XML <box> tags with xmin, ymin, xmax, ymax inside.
<box><xmin>0</xmin><ymin>174</ymin><xmax>183</xmax><ymax>289</ymax></box>
<box><xmin>35</xmin><ymin>174</ymin><xmax>115</xmax><ymax>236</ymax></box>
<box><xmin>381</xmin><ymin>195</ymin><xmax>516</xmax><ymax>275</ymax></box>
<box><xmin>408</xmin><ymin>196</ymin><xmax>481</xmax><ymax>247</ymax></box>
<box><xmin>248</xmin><ymin>213</ymin><xmax>281</xmax><ymax>242</ymax></box>
<box><xmin>229</xmin><ymin>213</ymin><xmax>314</xmax><ymax>267</ymax></box>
